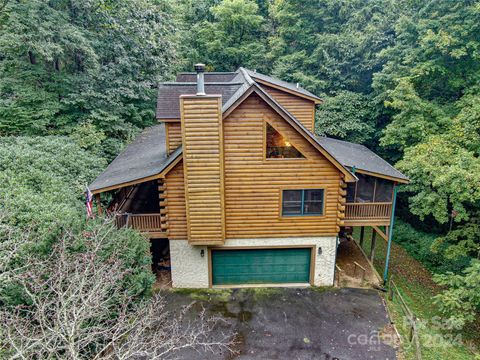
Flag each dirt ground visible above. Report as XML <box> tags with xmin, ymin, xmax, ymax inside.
<box><xmin>336</xmin><ymin>238</ymin><xmax>382</xmax><ymax>288</ymax></box>
<box><xmin>163</xmin><ymin>287</ymin><xmax>398</xmax><ymax>360</ymax></box>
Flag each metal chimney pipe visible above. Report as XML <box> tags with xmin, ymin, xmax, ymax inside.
<box><xmin>194</xmin><ymin>63</ymin><xmax>206</xmax><ymax>95</ymax></box>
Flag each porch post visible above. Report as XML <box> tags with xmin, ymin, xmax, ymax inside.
<box><xmin>383</xmin><ymin>184</ymin><xmax>398</xmax><ymax>283</ymax></box>
<box><xmin>359</xmin><ymin>226</ymin><xmax>365</xmax><ymax>247</ymax></box>
<box><xmin>95</xmin><ymin>194</ymin><xmax>103</xmax><ymax>216</ymax></box>
<box><xmin>370</xmin><ymin>228</ymin><xmax>377</xmax><ymax>262</ymax></box>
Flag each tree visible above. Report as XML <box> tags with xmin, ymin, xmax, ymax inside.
<box><xmin>0</xmin><ymin>0</ymin><xmax>179</xmax><ymax>159</ymax></box>
<box><xmin>181</xmin><ymin>0</ymin><xmax>267</xmax><ymax>71</ymax></box>
<box><xmin>374</xmin><ymin>0</ymin><xmax>480</xmax><ymax>328</ymax></box>
<box><xmin>315</xmin><ymin>91</ymin><xmax>375</xmax><ymax>144</ymax></box>
<box><xmin>0</xmin><ymin>218</ymin><xmax>235</xmax><ymax>359</ymax></box>
<box><xmin>433</xmin><ymin>260</ymin><xmax>480</xmax><ymax>330</ymax></box>
<box><xmin>0</xmin><ymin>136</ymin><xmax>105</xmax><ymax>237</ymax></box>
<box><xmin>269</xmin><ymin>0</ymin><xmax>402</xmax><ymax>95</ymax></box>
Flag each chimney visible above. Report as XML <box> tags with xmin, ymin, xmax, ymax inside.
<box><xmin>194</xmin><ymin>63</ymin><xmax>206</xmax><ymax>95</ymax></box>
<box><xmin>179</xmin><ymin>65</ymin><xmax>225</xmax><ymax>246</ymax></box>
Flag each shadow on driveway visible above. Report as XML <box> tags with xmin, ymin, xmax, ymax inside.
<box><xmin>164</xmin><ymin>287</ymin><xmax>397</xmax><ymax>360</ymax></box>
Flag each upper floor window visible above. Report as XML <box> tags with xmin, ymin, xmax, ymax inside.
<box><xmin>282</xmin><ymin>189</ymin><xmax>324</xmax><ymax>216</ymax></box>
<box><xmin>266</xmin><ymin>122</ymin><xmax>305</xmax><ymax>159</ymax></box>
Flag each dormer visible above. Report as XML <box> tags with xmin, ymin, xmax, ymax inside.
<box><xmin>242</xmin><ymin>69</ymin><xmax>321</xmax><ymax>133</ymax></box>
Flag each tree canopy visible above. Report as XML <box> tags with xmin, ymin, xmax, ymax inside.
<box><xmin>1</xmin><ymin>0</ymin><xmax>479</xmax><ymax>333</ymax></box>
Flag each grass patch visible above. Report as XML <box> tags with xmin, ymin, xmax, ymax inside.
<box><xmin>309</xmin><ymin>286</ymin><xmax>335</xmax><ymax>293</ymax></box>
<box><xmin>170</xmin><ymin>288</ymin><xmax>233</xmax><ymax>302</ymax></box>
<box><xmin>352</xmin><ymin>227</ymin><xmax>479</xmax><ymax>359</ymax></box>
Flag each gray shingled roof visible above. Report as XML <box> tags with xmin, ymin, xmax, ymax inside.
<box><xmin>316</xmin><ymin>137</ymin><xmax>409</xmax><ymax>182</ymax></box>
<box><xmin>156</xmin><ymin>67</ymin><xmax>322</xmax><ymax>119</ymax></box>
<box><xmin>156</xmin><ymin>82</ymin><xmax>243</xmax><ymax>119</ymax></box>
<box><xmin>242</xmin><ymin>68</ymin><xmax>321</xmax><ymax>101</ymax></box>
<box><xmin>91</xmin><ymin>68</ymin><xmax>407</xmax><ymax>193</ymax></box>
<box><xmin>89</xmin><ymin>124</ymin><xmax>181</xmax><ymax>192</ymax></box>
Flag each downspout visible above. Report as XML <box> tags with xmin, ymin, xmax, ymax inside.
<box><xmin>383</xmin><ymin>183</ymin><xmax>398</xmax><ymax>284</ymax></box>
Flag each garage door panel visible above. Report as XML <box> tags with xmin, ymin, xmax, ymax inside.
<box><xmin>212</xmin><ymin>248</ymin><xmax>311</xmax><ymax>285</ymax></box>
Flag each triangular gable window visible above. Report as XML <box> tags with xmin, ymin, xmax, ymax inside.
<box><xmin>266</xmin><ymin>122</ymin><xmax>305</xmax><ymax>159</ymax></box>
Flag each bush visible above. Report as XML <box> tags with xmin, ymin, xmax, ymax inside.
<box><xmin>0</xmin><ymin>136</ymin><xmax>154</xmax><ymax>303</ymax></box>
<box><xmin>394</xmin><ymin>219</ymin><xmax>470</xmax><ymax>274</ymax></box>
<box><xmin>0</xmin><ymin>218</ymin><xmax>232</xmax><ymax>359</ymax></box>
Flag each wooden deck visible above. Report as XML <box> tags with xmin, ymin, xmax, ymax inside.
<box><xmin>116</xmin><ymin>213</ymin><xmax>167</xmax><ymax>238</ymax></box>
<box><xmin>116</xmin><ymin>202</ymin><xmax>392</xmax><ymax>238</ymax></box>
<box><xmin>344</xmin><ymin>202</ymin><xmax>392</xmax><ymax>226</ymax></box>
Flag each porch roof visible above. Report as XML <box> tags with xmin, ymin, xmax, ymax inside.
<box><xmin>89</xmin><ymin>124</ymin><xmax>181</xmax><ymax>194</ymax></box>
<box><xmin>316</xmin><ymin>137</ymin><xmax>409</xmax><ymax>183</ymax></box>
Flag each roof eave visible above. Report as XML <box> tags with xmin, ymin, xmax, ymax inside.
<box><xmin>90</xmin><ymin>146</ymin><xmax>183</xmax><ymax>194</ymax></box>
<box><xmin>352</xmin><ymin>168</ymin><xmax>409</xmax><ymax>184</ymax></box>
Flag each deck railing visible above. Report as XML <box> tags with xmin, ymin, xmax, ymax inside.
<box><xmin>116</xmin><ymin>213</ymin><xmax>164</xmax><ymax>232</ymax></box>
<box><xmin>345</xmin><ymin>202</ymin><xmax>392</xmax><ymax>221</ymax></box>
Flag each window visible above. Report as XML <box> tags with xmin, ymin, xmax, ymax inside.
<box><xmin>355</xmin><ymin>173</ymin><xmax>375</xmax><ymax>203</ymax></box>
<box><xmin>266</xmin><ymin>122</ymin><xmax>305</xmax><ymax>159</ymax></box>
<box><xmin>282</xmin><ymin>189</ymin><xmax>324</xmax><ymax>216</ymax></box>
<box><xmin>374</xmin><ymin>178</ymin><xmax>394</xmax><ymax>202</ymax></box>
<box><xmin>345</xmin><ymin>173</ymin><xmax>394</xmax><ymax>203</ymax></box>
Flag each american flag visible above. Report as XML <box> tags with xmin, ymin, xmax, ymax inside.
<box><xmin>85</xmin><ymin>186</ymin><xmax>93</xmax><ymax>218</ymax></box>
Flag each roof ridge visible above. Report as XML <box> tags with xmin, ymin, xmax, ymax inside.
<box><xmin>241</xmin><ymin>67</ymin><xmax>321</xmax><ymax>101</ymax></box>
<box><xmin>160</xmin><ymin>81</ymin><xmax>244</xmax><ymax>86</ymax></box>
<box><xmin>176</xmin><ymin>71</ymin><xmax>238</xmax><ymax>75</ymax></box>
<box><xmin>238</xmin><ymin>67</ymin><xmax>255</xmax><ymax>85</ymax></box>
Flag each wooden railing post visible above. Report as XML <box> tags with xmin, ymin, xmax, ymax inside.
<box><xmin>344</xmin><ymin>202</ymin><xmax>393</xmax><ymax>222</ymax></box>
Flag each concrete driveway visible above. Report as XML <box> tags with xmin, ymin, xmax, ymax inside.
<box><xmin>164</xmin><ymin>287</ymin><xmax>397</xmax><ymax>360</ymax></box>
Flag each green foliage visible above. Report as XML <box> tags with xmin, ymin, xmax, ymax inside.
<box><xmin>0</xmin><ymin>136</ymin><xmax>154</xmax><ymax>305</ymax></box>
<box><xmin>431</xmin><ymin>218</ymin><xmax>480</xmax><ymax>269</ymax></box>
<box><xmin>269</xmin><ymin>0</ymin><xmax>401</xmax><ymax>94</ymax></box>
<box><xmin>0</xmin><ymin>136</ymin><xmax>105</xmax><ymax>237</ymax></box>
<box><xmin>315</xmin><ymin>91</ymin><xmax>375</xmax><ymax>143</ymax></box>
<box><xmin>372</xmin><ymin>0</ymin><xmax>480</xmax><ymax>328</ymax></box>
<box><xmin>380</xmin><ymin>79</ymin><xmax>450</xmax><ymax>151</ymax></box>
<box><xmin>183</xmin><ymin>0</ymin><xmax>267</xmax><ymax>71</ymax></box>
<box><xmin>394</xmin><ymin>220</ymin><xmax>470</xmax><ymax>274</ymax></box>
<box><xmin>433</xmin><ymin>260</ymin><xmax>480</xmax><ymax>329</ymax></box>
<box><xmin>0</xmin><ymin>0</ymin><xmax>178</xmax><ymax>157</ymax></box>
<box><xmin>397</xmin><ymin>136</ymin><xmax>480</xmax><ymax>224</ymax></box>
<box><xmin>70</xmin><ymin>122</ymin><xmax>107</xmax><ymax>155</ymax></box>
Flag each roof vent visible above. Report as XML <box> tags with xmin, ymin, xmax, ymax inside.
<box><xmin>194</xmin><ymin>63</ymin><xmax>206</xmax><ymax>96</ymax></box>
<box><xmin>296</xmin><ymin>82</ymin><xmax>300</xmax><ymax>89</ymax></box>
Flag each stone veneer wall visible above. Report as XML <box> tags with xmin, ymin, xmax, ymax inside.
<box><xmin>169</xmin><ymin>237</ymin><xmax>337</xmax><ymax>288</ymax></box>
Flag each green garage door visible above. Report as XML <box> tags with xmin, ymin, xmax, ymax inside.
<box><xmin>211</xmin><ymin>248</ymin><xmax>311</xmax><ymax>285</ymax></box>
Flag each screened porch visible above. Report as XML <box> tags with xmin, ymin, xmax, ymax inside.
<box><xmin>344</xmin><ymin>173</ymin><xmax>395</xmax><ymax>226</ymax></box>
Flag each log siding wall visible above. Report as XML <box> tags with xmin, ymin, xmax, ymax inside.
<box><xmin>166</xmin><ymin>122</ymin><xmax>182</xmax><ymax>154</ymax></box>
<box><xmin>164</xmin><ymin>93</ymin><xmax>342</xmax><ymax>241</ymax></box>
<box><xmin>164</xmin><ymin>160</ymin><xmax>187</xmax><ymax>239</ymax></box>
<box><xmin>180</xmin><ymin>95</ymin><xmax>225</xmax><ymax>245</ymax></box>
<box><xmin>263</xmin><ymin>85</ymin><xmax>316</xmax><ymax>133</ymax></box>
<box><xmin>223</xmin><ymin>94</ymin><xmax>341</xmax><ymax>238</ymax></box>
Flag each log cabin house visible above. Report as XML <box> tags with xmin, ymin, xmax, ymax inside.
<box><xmin>90</xmin><ymin>65</ymin><xmax>408</xmax><ymax>288</ymax></box>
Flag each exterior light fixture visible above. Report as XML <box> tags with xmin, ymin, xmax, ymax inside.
<box><xmin>285</xmin><ymin>141</ymin><xmax>291</xmax><ymax>147</ymax></box>
<box><xmin>317</xmin><ymin>247</ymin><xmax>322</xmax><ymax>256</ymax></box>
<box><xmin>200</xmin><ymin>249</ymin><xmax>205</xmax><ymax>257</ymax></box>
